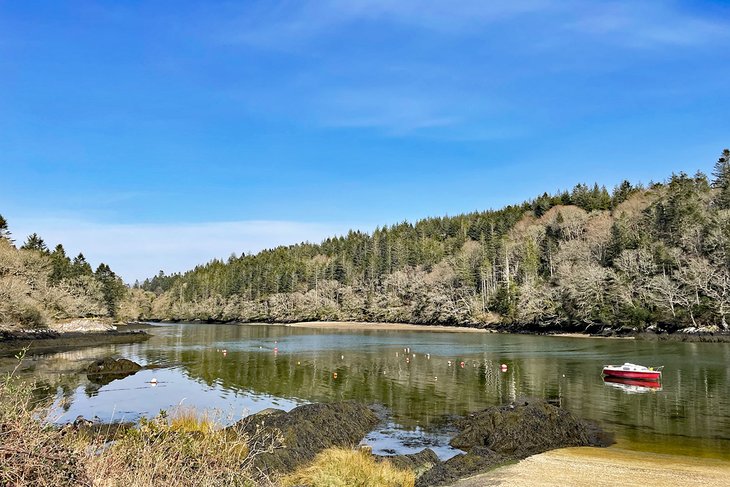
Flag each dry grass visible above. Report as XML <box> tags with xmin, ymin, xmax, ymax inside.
<box><xmin>0</xmin><ymin>353</ymin><xmax>90</xmax><ymax>486</ymax></box>
<box><xmin>0</xmin><ymin>352</ymin><xmax>276</xmax><ymax>487</ymax></box>
<box><xmin>280</xmin><ymin>448</ymin><xmax>416</xmax><ymax>487</ymax></box>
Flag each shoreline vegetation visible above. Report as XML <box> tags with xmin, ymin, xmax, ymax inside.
<box><xmin>4</xmin><ymin>154</ymin><xmax>730</xmax><ymax>344</ymax></box>
<box><xmin>125</xmin><ymin>153</ymin><xmax>730</xmax><ymax>339</ymax></box>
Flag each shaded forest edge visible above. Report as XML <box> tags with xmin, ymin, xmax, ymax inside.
<box><xmin>3</xmin><ymin>150</ymin><xmax>730</xmax><ymax>338</ymax></box>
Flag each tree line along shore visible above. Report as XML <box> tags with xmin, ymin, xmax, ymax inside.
<box><xmin>2</xmin><ymin>150</ymin><xmax>730</xmax><ymax>337</ymax></box>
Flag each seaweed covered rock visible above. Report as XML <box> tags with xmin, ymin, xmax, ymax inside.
<box><xmin>232</xmin><ymin>401</ymin><xmax>379</xmax><ymax>476</ymax></box>
<box><xmin>86</xmin><ymin>358</ymin><xmax>142</xmax><ymax>384</ymax></box>
<box><xmin>417</xmin><ymin>399</ymin><xmax>611</xmax><ymax>486</ymax></box>
<box><xmin>449</xmin><ymin>398</ymin><xmax>610</xmax><ymax>455</ymax></box>
<box><xmin>377</xmin><ymin>448</ymin><xmax>441</xmax><ymax>478</ymax></box>
<box><xmin>416</xmin><ymin>447</ymin><xmax>505</xmax><ymax>487</ymax></box>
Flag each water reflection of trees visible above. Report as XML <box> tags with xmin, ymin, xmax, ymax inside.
<box><xmin>168</xmin><ymin>338</ymin><xmax>730</xmax><ymax>455</ymax></box>
<box><xmin>6</xmin><ymin>325</ymin><xmax>730</xmax><ymax>455</ymax></box>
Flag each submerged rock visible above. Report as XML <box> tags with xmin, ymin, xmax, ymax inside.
<box><xmin>417</xmin><ymin>399</ymin><xmax>612</xmax><ymax>486</ymax></box>
<box><xmin>232</xmin><ymin>401</ymin><xmax>379</xmax><ymax>477</ymax></box>
<box><xmin>86</xmin><ymin>357</ymin><xmax>142</xmax><ymax>384</ymax></box>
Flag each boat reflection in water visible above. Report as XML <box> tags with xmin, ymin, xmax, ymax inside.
<box><xmin>603</xmin><ymin>376</ymin><xmax>662</xmax><ymax>394</ymax></box>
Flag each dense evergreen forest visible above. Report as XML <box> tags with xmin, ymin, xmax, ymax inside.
<box><xmin>3</xmin><ymin>150</ymin><xmax>729</xmax><ymax>333</ymax></box>
<box><xmin>133</xmin><ymin>151</ymin><xmax>730</xmax><ymax>333</ymax></box>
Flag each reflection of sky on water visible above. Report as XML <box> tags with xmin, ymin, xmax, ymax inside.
<box><xmin>362</xmin><ymin>422</ymin><xmax>462</xmax><ymax>460</ymax></box>
<box><xmin>50</xmin><ymin>366</ymin><xmax>304</xmax><ymax>425</ymax></box>
<box><xmin>4</xmin><ymin>323</ymin><xmax>730</xmax><ymax>459</ymax></box>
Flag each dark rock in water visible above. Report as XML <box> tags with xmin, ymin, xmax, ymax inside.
<box><xmin>417</xmin><ymin>399</ymin><xmax>612</xmax><ymax>487</ymax></box>
<box><xmin>231</xmin><ymin>401</ymin><xmax>379</xmax><ymax>477</ymax></box>
<box><xmin>377</xmin><ymin>448</ymin><xmax>441</xmax><ymax>478</ymax></box>
<box><xmin>449</xmin><ymin>398</ymin><xmax>611</xmax><ymax>455</ymax></box>
<box><xmin>86</xmin><ymin>357</ymin><xmax>142</xmax><ymax>384</ymax></box>
<box><xmin>416</xmin><ymin>447</ymin><xmax>506</xmax><ymax>487</ymax></box>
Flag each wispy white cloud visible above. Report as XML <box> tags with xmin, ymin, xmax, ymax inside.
<box><xmin>568</xmin><ymin>2</ymin><xmax>730</xmax><ymax>48</ymax></box>
<box><xmin>10</xmin><ymin>218</ymin><xmax>357</xmax><ymax>283</ymax></box>
<box><xmin>205</xmin><ymin>0</ymin><xmax>729</xmax><ymax>137</ymax></box>
<box><xmin>217</xmin><ymin>0</ymin><xmax>728</xmax><ymax>50</ymax></box>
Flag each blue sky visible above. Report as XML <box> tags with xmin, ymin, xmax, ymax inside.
<box><xmin>1</xmin><ymin>0</ymin><xmax>729</xmax><ymax>282</ymax></box>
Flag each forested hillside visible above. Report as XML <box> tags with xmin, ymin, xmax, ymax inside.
<box><xmin>0</xmin><ymin>219</ymin><xmax>132</xmax><ymax>329</ymax></box>
<box><xmin>137</xmin><ymin>151</ymin><xmax>730</xmax><ymax>333</ymax></box>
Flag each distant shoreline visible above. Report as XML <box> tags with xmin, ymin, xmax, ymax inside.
<box><xmin>0</xmin><ymin>329</ymin><xmax>150</xmax><ymax>357</ymax></box>
<box><xmin>285</xmin><ymin>320</ymin><xmax>490</xmax><ymax>333</ymax></box>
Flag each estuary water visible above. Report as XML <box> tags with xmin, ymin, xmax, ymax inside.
<box><xmin>3</xmin><ymin>323</ymin><xmax>730</xmax><ymax>459</ymax></box>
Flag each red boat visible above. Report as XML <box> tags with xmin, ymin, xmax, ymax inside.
<box><xmin>602</xmin><ymin>363</ymin><xmax>662</xmax><ymax>381</ymax></box>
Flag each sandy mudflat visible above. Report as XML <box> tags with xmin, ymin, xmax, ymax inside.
<box><xmin>551</xmin><ymin>332</ymin><xmax>635</xmax><ymax>340</ymax></box>
<box><xmin>286</xmin><ymin>321</ymin><xmax>489</xmax><ymax>333</ymax></box>
<box><xmin>449</xmin><ymin>447</ymin><xmax>730</xmax><ymax>487</ymax></box>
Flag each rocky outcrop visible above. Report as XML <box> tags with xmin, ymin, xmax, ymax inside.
<box><xmin>86</xmin><ymin>358</ymin><xmax>142</xmax><ymax>384</ymax></box>
<box><xmin>416</xmin><ymin>399</ymin><xmax>612</xmax><ymax>486</ymax></box>
<box><xmin>232</xmin><ymin>402</ymin><xmax>379</xmax><ymax>477</ymax></box>
<box><xmin>0</xmin><ymin>329</ymin><xmax>149</xmax><ymax>357</ymax></box>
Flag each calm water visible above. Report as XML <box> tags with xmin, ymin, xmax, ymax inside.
<box><xmin>3</xmin><ymin>323</ymin><xmax>730</xmax><ymax>459</ymax></box>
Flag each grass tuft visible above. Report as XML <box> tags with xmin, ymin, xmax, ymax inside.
<box><xmin>281</xmin><ymin>448</ymin><xmax>415</xmax><ymax>487</ymax></box>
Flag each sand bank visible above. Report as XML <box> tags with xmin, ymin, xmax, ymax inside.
<box><xmin>286</xmin><ymin>321</ymin><xmax>489</xmax><ymax>333</ymax></box>
<box><xmin>449</xmin><ymin>447</ymin><xmax>730</xmax><ymax>487</ymax></box>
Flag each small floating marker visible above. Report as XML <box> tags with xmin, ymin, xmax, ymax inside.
<box><xmin>500</xmin><ymin>364</ymin><xmax>508</xmax><ymax>372</ymax></box>
<box><xmin>297</xmin><ymin>361</ymin><xmax>301</xmax><ymax>366</ymax></box>
<box><xmin>149</xmin><ymin>378</ymin><xmax>158</xmax><ymax>386</ymax></box>
<box><xmin>333</xmin><ymin>372</ymin><xmax>338</xmax><ymax>379</ymax></box>
<box><xmin>434</xmin><ymin>376</ymin><xmax>438</xmax><ymax>380</ymax></box>
<box><xmin>412</xmin><ymin>353</ymin><xmax>416</xmax><ymax>358</ymax></box>
<box><xmin>460</xmin><ymin>361</ymin><xmax>465</xmax><ymax>368</ymax></box>
<box><xmin>447</xmin><ymin>360</ymin><xmax>452</xmax><ymax>366</ymax></box>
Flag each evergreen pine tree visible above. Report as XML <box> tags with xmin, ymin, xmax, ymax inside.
<box><xmin>0</xmin><ymin>214</ymin><xmax>13</xmax><ymax>243</ymax></box>
<box><xmin>21</xmin><ymin>233</ymin><xmax>48</xmax><ymax>253</ymax></box>
<box><xmin>711</xmin><ymin>149</ymin><xmax>730</xmax><ymax>209</ymax></box>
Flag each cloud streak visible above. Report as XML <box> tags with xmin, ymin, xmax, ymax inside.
<box><xmin>10</xmin><ymin>218</ymin><xmax>357</xmax><ymax>283</ymax></box>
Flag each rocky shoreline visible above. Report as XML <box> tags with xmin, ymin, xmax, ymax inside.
<box><xmin>210</xmin><ymin>398</ymin><xmax>610</xmax><ymax>486</ymax></box>
<box><xmin>0</xmin><ymin>328</ymin><xmax>150</xmax><ymax>356</ymax></box>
